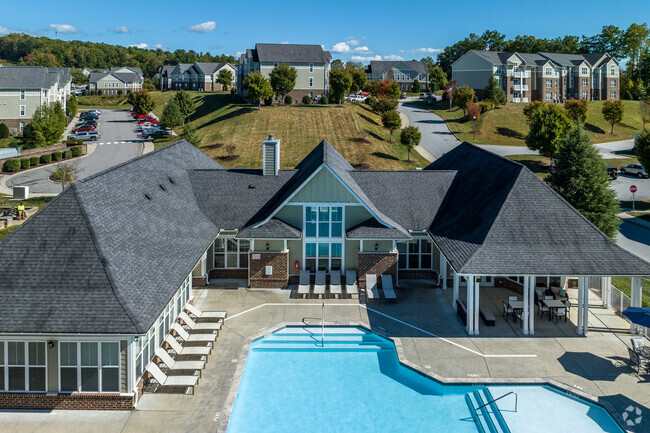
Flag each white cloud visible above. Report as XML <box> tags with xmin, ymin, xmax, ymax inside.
<box><xmin>331</xmin><ymin>42</ymin><xmax>372</xmax><ymax>54</ymax></box>
<box><xmin>351</xmin><ymin>55</ymin><xmax>382</xmax><ymax>61</ymax></box>
<box><xmin>110</xmin><ymin>25</ymin><xmax>130</xmax><ymax>33</ymax></box>
<box><xmin>128</xmin><ymin>43</ymin><xmax>165</xmax><ymax>50</ymax></box>
<box><xmin>0</xmin><ymin>26</ymin><xmax>15</xmax><ymax>35</ymax></box>
<box><xmin>235</xmin><ymin>51</ymin><xmax>244</xmax><ymax>58</ymax></box>
<box><xmin>49</xmin><ymin>24</ymin><xmax>80</xmax><ymax>34</ymax></box>
<box><xmin>408</xmin><ymin>47</ymin><xmax>443</xmax><ymax>54</ymax></box>
<box><xmin>345</xmin><ymin>36</ymin><xmax>364</xmax><ymax>46</ymax></box>
<box><xmin>383</xmin><ymin>55</ymin><xmax>405</xmax><ymax>61</ymax></box>
<box><xmin>189</xmin><ymin>21</ymin><xmax>216</xmax><ymax>33</ymax></box>
<box><xmin>281</xmin><ymin>41</ymin><xmax>290</xmax><ymax>44</ymax></box>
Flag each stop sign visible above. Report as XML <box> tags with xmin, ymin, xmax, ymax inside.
<box><xmin>630</xmin><ymin>185</ymin><xmax>637</xmax><ymax>193</ymax></box>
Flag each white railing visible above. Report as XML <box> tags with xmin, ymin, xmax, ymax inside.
<box><xmin>608</xmin><ymin>284</ymin><xmax>649</xmax><ymax>339</ymax></box>
<box><xmin>513</xmin><ymin>84</ymin><xmax>529</xmax><ymax>91</ymax></box>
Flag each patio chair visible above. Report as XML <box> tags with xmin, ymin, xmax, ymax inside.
<box><xmin>502</xmin><ymin>301</ymin><xmax>514</xmax><ymax>321</ymax></box>
<box><xmin>631</xmin><ymin>338</ymin><xmax>645</xmax><ymax>351</ymax></box>
<box><xmin>345</xmin><ymin>270</ymin><xmax>358</xmax><ymax>299</ymax></box>
<box><xmin>538</xmin><ymin>299</ymin><xmax>550</xmax><ymax>319</ymax></box>
<box><xmin>628</xmin><ymin>347</ymin><xmax>650</xmax><ymax>374</ymax></box>
<box><xmin>172</xmin><ymin>323</ymin><xmax>217</xmax><ymax>344</ymax></box>
<box><xmin>313</xmin><ymin>271</ymin><xmax>326</xmax><ymax>298</ymax></box>
<box><xmin>155</xmin><ymin>347</ymin><xmax>205</xmax><ymax>376</ymax></box>
<box><xmin>165</xmin><ymin>335</ymin><xmax>211</xmax><ymax>356</ymax></box>
<box><xmin>552</xmin><ymin>307</ymin><xmax>567</xmax><ymax>323</ymax></box>
<box><xmin>329</xmin><ymin>272</ymin><xmax>342</xmax><ymax>299</ymax></box>
<box><xmin>564</xmin><ymin>300</ymin><xmax>572</xmax><ymax>317</ymax></box>
<box><xmin>185</xmin><ymin>303</ymin><xmax>226</xmax><ymax>322</ymax></box>
<box><xmin>297</xmin><ymin>270</ymin><xmax>311</xmax><ymax>298</ymax></box>
<box><xmin>179</xmin><ymin>312</ymin><xmax>222</xmax><ymax>333</ymax></box>
<box><xmin>146</xmin><ymin>363</ymin><xmax>198</xmax><ymax>394</ymax></box>
<box><xmin>365</xmin><ymin>274</ymin><xmax>380</xmax><ymax>300</ymax></box>
<box><xmin>381</xmin><ymin>275</ymin><xmax>397</xmax><ymax>302</ymax></box>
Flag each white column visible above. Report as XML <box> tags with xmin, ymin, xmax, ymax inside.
<box><xmin>466</xmin><ymin>276</ymin><xmax>474</xmax><ymax>335</ymax></box>
<box><xmin>452</xmin><ymin>272</ymin><xmax>460</xmax><ymax>312</ymax></box>
<box><xmin>577</xmin><ymin>277</ymin><xmax>584</xmax><ymax>335</ymax></box>
<box><xmin>630</xmin><ymin>277</ymin><xmax>642</xmax><ymax>333</ymax></box>
<box><xmin>523</xmin><ymin>276</ymin><xmax>529</xmax><ymax>335</ymax></box>
<box><xmin>474</xmin><ymin>278</ymin><xmax>480</xmax><ymax>336</ymax></box>
<box><xmin>582</xmin><ymin>277</ymin><xmax>589</xmax><ymax>336</ymax></box>
<box><xmin>601</xmin><ymin>277</ymin><xmax>611</xmax><ymax>308</ymax></box>
<box><xmin>439</xmin><ymin>255</ymin><xmax>448</xmax><ymax>289</ymax></box>
<box><xmin>528</xmin><ymin>276</ymin><xmax>536</xmax><ymax>336</ymax></box>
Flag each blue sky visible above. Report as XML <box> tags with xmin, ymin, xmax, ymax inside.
<box><xmin>2</xmin><ymin>0</ymin><xmax>649</xmax><ymax>62</ymax></box>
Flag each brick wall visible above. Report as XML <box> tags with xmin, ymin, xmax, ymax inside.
<box><xmin>0</xmin><ymin>392</ymin><xmax>134</xmax><ymax>410</ymax></box>
<box><xmin>399</xmin><ymin>269</ymin><xmax>438</xmax><ymax>282</ymax></box>
<box><xmin>209</xmin><ymin>269</ymin><xmax>248</xmax><ymax>280</ymax></box>
<box><xmin>495</xmin><ymin>277</ymin><xmax>523</xmax><ymax>296</ymax></box>
<box><xmin>249</xmin><ymin>251</ymin><xmax>288</xmax><ymax>288</ymax></box>
<box><xmin>357</xmin><ymin>252</ymin><xmax>397</xmax><ymax>289</ymax></box>
<box><xmin>192</xmin><ymin>276</ymin><xmax>207</xmax><ymax>287</ymax></box>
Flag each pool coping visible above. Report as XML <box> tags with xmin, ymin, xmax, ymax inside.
<box><xmin>216</xmin><ymin>321</ymin><xmax>632</xmax><ymax>433</ymax></box>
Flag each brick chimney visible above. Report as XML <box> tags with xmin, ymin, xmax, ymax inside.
<box><xmin>263</xmin><ymin>134</ymin><xmax>280</xmax><ymax>176</ymax></box>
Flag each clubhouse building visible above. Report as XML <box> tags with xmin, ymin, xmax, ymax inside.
<box><xmin>0</xmin><ymin>138</ymin><xmax>647</xmax><ymax>409</ymax></box>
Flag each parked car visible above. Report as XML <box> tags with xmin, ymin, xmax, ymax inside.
<box><xmin>73</xmin><ymin>125</ymin><xmax>95</xmax><ymax>133</ymax></box>
<box><xmin>606</xmin><ymin>165</ymin><xmax>618</xmax><ymax>180</ymax></box>
<box><xmin>139</xmin><ymin>118</ymin><xmax>158</xmax><ymax>124</ymax></box>
<box><xmin>80</xmin><ymin>113</ymin><xmax>98</xmax><ymax>121</ymax></box>
<box><xmin>620</xmin><ymin>163</ymin><xmax>648</xmax><ymax>178</ymax></box>
<box><xmin>77</xmin><ymin>120</ymin><xmax>98</xmax><ymax>128</ymax></box>
<box><xmin>68</xmin><ymin>131</ymin><xmax>100</xmax><ymax>141</ymax></box>
<box><xmin>147</xmin><ymin>129</ymin><xmax>172</xmax><ymax>139</ymax></box>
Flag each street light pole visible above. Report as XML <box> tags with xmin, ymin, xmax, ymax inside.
<box><xmin>473</xmin><ymin>115</ymin><xmax>476</xmax><ymax>141</ymax></box>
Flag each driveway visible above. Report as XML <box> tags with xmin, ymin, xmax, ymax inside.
<box><xmin>6</xmin><ymin>110</ymin><xmax>145</xmax><ymax>195</ymax></box>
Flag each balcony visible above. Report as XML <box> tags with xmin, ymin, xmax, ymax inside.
<box><xmin>512</xmin><ymin>98</ymin><xmax>529</xmax><ymax>103</ymax></box>
<box><xmin>512</xmin><ymin>70</ymin><xmax>531</xmax><ymax>78</ymax></box>
<box><xmin>513</xmin><ymin>84</ymin><xmax>529</xmax><ymax>91</ymax></box>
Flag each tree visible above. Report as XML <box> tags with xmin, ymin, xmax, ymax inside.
<box><xmin>243</xmin><ymin>71</ymin><xmax>273</xmax><ymax>110</ymax></box>
<box><xmin>160</xmin><ymin>99</ymin><xmax>183</xmax><ymax>129</ymax></box>
<box><xmin>634</xmin><ymin>128</ymin><xmax>650</xmax><ymax>172</ymax></box>
<box><xmin>453</xmin><ymin>85</ymin><xmax>475</xmax><ymax>118</ymax></box>
<box><xmin>641</xmin><ymin>99</ymin><xmax>650</xmax><ymax>129</ymax></box>
<box><xmin>547</xmin><ymin>126</ymin><xmax>620</xmax><ymax>239</ymax></box>
<box><xmin>349</xmin><ymin>69</ymin><xmax>367</xmax><ymax>94</ymax></box>
<box><xmin>381</xmin><ymin>110</ymin><xmax>402</xmax><ymax>142</ymax></box>
<box><xmin>345</xmin><ymin>61</ymin><xmax>364</xmax><ymax>70</ymax></box>
<box><xmin>130</xmin><ymin>90</ymin><xmax>155</xmax><ymax>116</ymax></box>
<box><xmin>173</xmin><ymin>90</ymin><xmax>196</xmax><ymax>123</ymax></box>
<box><xmin>371</xmin><ymin>97</ymin><xmax>399</xmax><ymax>114</ymax></box>
<box><xmin>399</xmin><ymin>126</ymin><xmax>421</xmax><ymax>162</ymax></box>
<box><xmin>443</xmin><ymin>80</ymin><xmax>457</xmax><ymax>109</ymax></box>
<box><xmin>389</xmin><ymin>81</ymin><xmax>400</xmax><ymax>99</ymax></box>
<box><xmin>374</xmin><ymin>80</ymin><xmax>395</xmax><ymax>98</ymax></box>
<box><xmin>467</xmin><ymin>101</ymin><xmax>481</xmax><ymax>122</ymax></box>
<box><xmin>564</xmin><ymin>98</ymin><xmax>589</xmax><ymax>125</ymax></box>
<box><xmin>412</xmin><ymin>79</ymin><xmax>420</xmax><ymax>94</ymax></box>
<box><xmin>181</xmin><ymin>124</ymin><xmax>201</xmax><ymax>147</ymax></box>
<box><xmin>50</xmin><ymin>160</ymin><xmax>81</xmax><ymax>191</ymax></box>
<box><xmin>329</xmin><ymin>68</ymin><xmax>352</xmax><ymax>106</ymax></box>
<box><xmin>0</xmin><ymin>123</ymin><xmax>9</xmax><ymax>138</ymax></box>
<box><xmin>69</xmin><ymin>69</ymin><xmax>88</xmax><ymax>85</ymax></box>
<box><xmin>66</xmin><ymin>94</ymin><xmax>78</xmax><ymax>118</ymax></box>
<box><xmin>484</xmin><ymin>74</ymin><xmax>506</xmax><ymax>105</ymax></box>
<box><xmin>622</xmin><ymin>23</ymin><xmax>649</xmax><ymax>72</ymax></box>
<box><xmin>428</xmin><ymin>65</ymin><xmax>447</xmax><ymax>91</ymax></box>
<box><xmin>524</xmin><ymin>102</ymin><xmax>571</xmax><ymax>161</ymax></box>
<box><xmin>217</xmin><ymin>69</ymin><xmax>233</xmax><ymax>91</ymax></box>
<box><xmin>269</xmin><ymin>63</ymin><xmax>297</xmax><ymax>105</ymax></box>
<box><xmin>331</xmin><ymin>59</ymin><xmax>344</xmax><ymax>69</ymax></box>
<box><xmin>602</xmin><ymin>100</ymin><xmax>625</xmax><ymax>134</ymax></box>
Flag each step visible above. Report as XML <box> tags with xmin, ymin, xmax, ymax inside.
<box><xmin>273</xmin><ymin>327</ymin><xmax>367</xmax><ymax>336</ymax></box>
<box><xmin>479</xmin><ymin>389</ymin><xmax>511</xmax><ymax>433</ymax></box>
<box><xmin>262</xmin><ymin>335</ymin><xmax>385</xmax><ymax>344</ymax></box>
<box><xmin>465</xmin><ymin>392</ymin><xmax>492</xmax><ymax>433</ymax></box>
<box><xmin>253</xmin><ymin>343</ymin><xmax>387</xmax><ymax>352</ymax></box>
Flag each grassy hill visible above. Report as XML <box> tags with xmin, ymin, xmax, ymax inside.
<box><xmin>415</xmin><ymin>99</ymin><xmax>645</xmax><ymax>146</ymax></box>
<box><xmin>150</xmin><ymin>92</ymin><xmax>427</xmax><ymax>170</ymax></box>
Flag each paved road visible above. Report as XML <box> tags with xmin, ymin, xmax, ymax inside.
<box><xmin>616</xmin><ymin>219</ymin><xmax>650</xmax><ymax>262</ymax></box>
<box><xmin>7</xmin><ymin>110</ymin><xmax>144</xmax><ymax>194</ymax></box>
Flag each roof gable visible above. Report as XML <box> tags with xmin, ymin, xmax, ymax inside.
<box><xmin>289</xmin><ymin>166</ymin><xmax>358</xmax><ymax>203</ymax></box>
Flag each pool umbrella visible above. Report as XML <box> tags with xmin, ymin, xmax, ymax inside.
<box><xmin>622</xmin><ymin>307</ymin><xmax>650</xmax><ymax>328</ymax></box>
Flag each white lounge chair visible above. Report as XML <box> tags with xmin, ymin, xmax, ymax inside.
<box><xmin>185</xmin><ymin>303</ymin><xmax>226</xmax><ymax>322</ymax></box>
<box><xmin>381</xmin><ymin>275</ymin><xmax>397</xmax><ymax>301</ymax></box>
<box><xmin>165</xmin><ymin>335</ymin><xmax>211</xmax><ymax>356</ymax></box>
<box><xmin>365</xmin><ymin>274</ymin><xmax>379</xmax><ymax>300</ymax></box>
<box><xmin>172</xmin><ymin>323</ymin><xmax>217</xmax><ymax>344</ymax></box>
<box><xmin>314</xmin><ymin>271</ymin><xmax>326</xmax><ymax>298</ymax></box>
<box><xmin>345</xmin><ymin>270</ymin><xmax>358</xmax><ymax>299</ymax></box>
<box><xmin>179</xmin><ymin>312</ymin><xmax>222</xmax><ymax>332</ymax></box>
<box><xmin>155</xmin><ymin>347</ymin><xmax>205</xmax><ymax>374</ymax></box>
<box><xmin>297</xmin><ymin>270</ymin><xmax>310</xmax><ymax>298</ymax></box>
<box><xmin>329</xmin><ymin>272</ymin><xmax>342</xmax><ymax>299</ymax></box>
<box><xmin>146</xmin><ymin>363</ymin><xmax>198</xmax><ymax>394</ymax></box>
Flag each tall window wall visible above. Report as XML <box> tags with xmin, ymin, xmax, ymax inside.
<box><xmin>397</xmin><ymin>238</ymin><xmax>433</xmax><ymax>270</ymax></box>
<box><xmin>214</xmin><ymin>237</ymin><xmax>250</xmax><ymax>269</ymax></box>
<box><xmin>0</xmin><ymin>341</ymin><xmax>46</xmax><ymax>392</ymax></box>
<box><xmin>304</xmin><ymin>205</ymin><xmax>343</xmax><ymax>273</ymax></box>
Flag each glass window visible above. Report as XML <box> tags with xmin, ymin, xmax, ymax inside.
<box><xmin>214</xmin><ymin>238</ymin><xmax>250</xmax><ymax>269</ymax></box>
<box><xmin>101</xmin><ymin>343</ymin><xmax>120</xmax><ymax>392</ymax></box>
<box><xmin>305</xmin><ymin>243</ymin><xmax>316</xmax><ymax>257</ymax></box>
<box><xmin>28</xmin><ymin>342</ymin><xmax>46</xmax><ymax>392</ymax></box>
<box><xmin>20</xmin><ymin>90</ymin><xmax>25</xmax><ymax>100</ymax></box>
<box><xmin>60</xmin><ymin>342</ymin><xmax>78</xmax><ymax>392</ymax></box>
<box><xmin>8</xmin><ymin>342</ymin><xmax>25</xmax><ymax>391</ymax></box>
<box><xmin>20</xmin><ymin>105</ymin><xmax>26</xmax><ymax>116</ymax></box>
<box><xmin>81</xmin><ymin>342</ymin><xmax>99</xmax><ymax>392</ymax></box>
<box><xmin>398</xmin><ymin>238</ymin><xmax>433</xmax><ymax>270</ymax></box>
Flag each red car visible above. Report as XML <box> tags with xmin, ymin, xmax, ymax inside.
<box><xmin>139</xmin><ymin>118</ymin><xmax>158</xmax><ymax>124</ymax></box>
<box><xmin>74</xmin><ymin>125</ymin><xmax>95</xmax><ymax>133</ymax></box>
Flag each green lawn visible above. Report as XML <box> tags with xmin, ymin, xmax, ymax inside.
<box><xmin>412</xmin><ymin>99</ymin><xmax>645</xmax><ymax>146</ymax></box>
<box><xmin>0</xmin><ymin>225</ymin><xmax>18</xmax><ymax>241</ymax></box>
<box><xmin>0</xmin><ymin>194</ymin><xmax>54</xmax><ymax>208</ymax></box>
<box><xmin>77</xmin><ymin>94</ymin><xmax>130</xmax><ymax>110</ymax></box>
<box><xmin>505</xmin><ymin>154</ymin><xmax>551</xmax><ymax>179</ymax></box>
<box><xmin>611</xmin><ymin>277</ymin><xmax>650</xmax><ymax>307</ymax></box>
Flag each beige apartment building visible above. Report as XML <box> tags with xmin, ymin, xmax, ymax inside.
<box><xmin>238</xmin><ymin>43</ymin><xmax>332</xmax><ymax>103</ymax></box>
<box><xmin>366</xmin><ymin>61</ymin><xmax>430</xmax><ymax>92</ymax></box>
<box><xmin>0</xmin><ymin>66</ymin><xmax>71</xmax><ymax>135</ymax></box>
<box><xmin>162</xmin><ymin>62</ymin><xmax>237</xmax><ymax>91</ymax></box>
<box><xmin>88</xmin><ymin>67</ymin><xmax>143</xmax><ymax>95</ymax></box>
<box><xmin>452</xmin><ymin>50</ymin><xmax>620</xmax><ymax>103</ymax></box>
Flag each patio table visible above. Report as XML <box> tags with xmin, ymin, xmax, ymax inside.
<box><xmin>543</xmin><ymin>299</ymin><xmax>567</xmax><ymax>321</ymax></box>
<box><xmin>508</xmin><ymin>300</ymin><xmax>524</xmax><ymax>323</ymax></box>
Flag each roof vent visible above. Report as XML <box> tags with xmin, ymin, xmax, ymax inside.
<box><xmin>168</xmin><ymin>177</ymin><xmax>175</xmax><ymax>184</ymax></box>
<box><xmin>159</xmin><ymin>184</ymin><xmax>166</xmax><ymax>191</ymax></box>
<box><xmin>248</xmin><ymin>184</ymin><xmax>255</xmax><ymax>189</ymax></box>
<box><xmin>262</xmin><ymin>134</ymin><xmax>280</xmax><ymax>176</ymax></box>
<box><xmin>144</xmin><ymin>194</ymin><xmax>151</xmax><ymax>200</ymax></box>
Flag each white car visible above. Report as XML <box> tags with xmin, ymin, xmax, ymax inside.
<box><xmin>68</xmin><ymin>131</ymin><xmax>100</xmax><ymax>141</ymax></box>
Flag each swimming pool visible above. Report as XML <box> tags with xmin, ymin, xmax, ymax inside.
<box><xmin>225</xmin><ymin>326</ymin><xmax>624</xmax><ymax>433</ymax></box>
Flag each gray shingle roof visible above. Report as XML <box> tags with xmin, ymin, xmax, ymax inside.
<box><xmin>0</xmin><ymin>66</ymin><xmax>70</xmax><ymax>90</ymax></box>
<box><xmin>193</xmin><ymin>62</ymin><xmax>227</xmax><ymax>75</ymax></box>
<box><xmin>368</xmin><ymin>61</ymin><xmax>428</xmax><ymax>75</ymax></box>
<box><xmin>538</xmin><ymin>52</ymin><xmax>590</xmax><ymax>67</ymax></box>
<box><xmin>237</xmin><ymin>218</ymin><xmax>301</xmax><ymax>239</ymax></box>
<box><xmin>347</xmin><ymin>218</ymin><xmax>410</xmax><ymax>239</ymax></box>
<box><xmin>254</xmin><ymin>43</ymin><xmax>332</xmax><ymax>63</ymax></box>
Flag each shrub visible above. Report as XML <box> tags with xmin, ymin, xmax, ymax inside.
<box><xmin>70</xmin><ymin>145</ymin><xmax>83</xmax><ymax>157</ymax></box>
<box><xmin>365</xmin><ymin>95</ymin><xmax>377</xmax><ymax>107</ymax></box>
<box><xmin>623</xmin><ymin>91</ymin><xmax>633</xmax><ymax>100</ymax></box>
<box><xmin>63</xmin><ymin>150</ymin><xmax>72</xmax><ymax>159</ymax></box>
<box><xmin>117</xmin><ymin>89</ymin><xmax>123</xmax><ymax>96</ymax></box>
<box><xmin>89</xmin><ymin>90</ymin><xmax>95</xmax><ymax>96</ymax></box>
<box><xmin>82</xmin><ymin>90</ymin><xmax>88</xmax><ymax>96</ymax></box>
<box><xmin>66</xmin><ymin>138</ymin><xmax>83</xmax><ymax>146</ymax></box>
<box><xmin>264</xmin><ymin>97</ymin><xmax>273</xmax><ymax>106</ymax></box>
<box><xmin>52</xmin><ymin>151</ymin><xmax>63</xmax><ymax>161</ymax></box>
<box><xmin>30</xmin><ymin>156</ymin><xmax>39</xmax><ymax>166</ymax></box>
<box><xmin>40</xmin><ymin>153</ymin><xmax>52</xmax><ymax>164</ymax></box>
<box><xmin>284</xmin><ymin>95</ymin><xmax>293</xmax><ymax>105</ymax></box>
<box><xmin>473</xmin><ymin>95</ymin><xmax>479</xmax><ymax>103</ymax></box>
<box><xmin>0</xmin><ymin>122</ymin><xmax>9</xmax><ymax>138</ymax></box>
<box><xmin>320</xmin><ymin>95</ymin><xmax>328</xmax><ymax>105</ymax></box>
<box><xmin>302</xmin><ymin>95</ymin><xmax>311</xmax><ymax>105</ymax></box>
<box><xmin>97</xmin><ymin>90</ymin><xmax>103</xmax><ymax>96</ymax></box>
<box><xmin>479</xmin><ymin>100</ymin><xmax>495</xmax><ymax>113</ymax></box>
<box><xmin>20</xmin><ymin>158</ymin><xmax>30</xmax><ymax>169</ymax></box>
<box><xmin>3</xmin><ymin>159</ymin><xmax>20</xmax><ymax>172</ymax></box>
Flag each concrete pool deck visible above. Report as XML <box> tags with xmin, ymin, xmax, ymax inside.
<box><xmin>0</xmin><ymin>284</ymin><xmax>647</xmax><ymax>433</ymax></box>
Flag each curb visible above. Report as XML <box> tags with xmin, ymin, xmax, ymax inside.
<box><xmin>619</xmin><ymin>212</ymin><xmax>650</xmax><ymax>231</ymax></box>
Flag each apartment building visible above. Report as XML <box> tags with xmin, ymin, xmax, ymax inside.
<box><xmin>88</xmin><ymin>67</ymin><xmax>143</xmax><ymax>95</ymax></box>
<box><xmin>452</xmin><ymin>50</ymin><xmax>620</xmax><ymax>103</ymax></box>
<box><xmin>238</xmin><ymin>43</ymin><xmax>332</xmax><ymax>103</ymax></box>
<box><xmin>366</xmin><ymin>61</ymin><xmax>429</xmax><ymax>92</ymax></box>
<box><xmin>0</xmin><ymin>66</ymin><xmax>71</xmax><ymax>136</ymax></box>
<box><xmin>163</xmin><ymin>62</ymin><xmax>237</xmax><ymax>91</ymax></box>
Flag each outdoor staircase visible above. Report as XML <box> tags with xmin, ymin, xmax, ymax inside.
<box><xmin>465</xmin><ymin>388</ymin><xmax>511</xmax><ymax>433</ymax></box>
<box><xmin>253</xmin><ymin>327</ymin><xmax>394</xmax><ymax>352</ymax></box>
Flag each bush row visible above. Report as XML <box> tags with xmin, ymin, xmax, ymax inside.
<box><xmin>2</xmin><ymin>146</ymin><xmax>83</xmax><ymax>172</ymax></box>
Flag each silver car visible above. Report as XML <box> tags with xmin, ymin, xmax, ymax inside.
<box><xmin>620</xmin><ymin>163</ymin><xmax>648</xmax><ymax>178</ymax></box>
<box><xmin>68</xmin><ymin>131</ymin><xmax>100</xmax><ymax>141</ymax></box>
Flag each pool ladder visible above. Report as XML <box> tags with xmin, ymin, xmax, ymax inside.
<box><xmin>465</xmin><ymin>389</ymin><xmax>514</xmax><ymax>433</ymax></box>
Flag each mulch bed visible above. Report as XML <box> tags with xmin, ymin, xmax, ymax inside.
<box><xmin>218</xmin><ymin>155</ymin><xmax>240</xmax><ymax>162</ymax></box>
<box><xmin>353</xmin><ymin>163</ymin><xmax>371</xmax><ymax>170</ymax></box>
<box><xmin>350</xmin><ymin>137</ymin><xmax>371</xmax><ymax>143</ymax></box>
<box><xmin>204</xmin><ymin>143</ymin><xmax>224</xmax><ymax>150</ymax></box>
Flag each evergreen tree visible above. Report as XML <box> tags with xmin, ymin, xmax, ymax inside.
<box><xmin>173</xmin><ymin>90</ymin><xmax>196</xmax><ymax>123</ymax></box>
<box><xmin>329</xmin><ymin>68</ymin><xmax>353</xmax><ymax>105</ymax></box>
<box><xmin>216</xmin><ymin>69</ymin><xmax>233</xmax><ymax>91</ymax></box>
<box><xmin>484</xmin><ymin>74</ymin><xmax>506</xmax><ymax>105</ymax></box>
<box><xmin>399</xmin><ymin>126</ymin><xmax>422</xmax><ymax>162</ymax></box>
<box><xmin>66</xmin><ymin>94</ymin><xmax>78</xmax><ymax>118</ymax></box>
<box><xmin>547</xmin><ymin>126</ymin><xmax>620</xmax><ymax>239</ymax></box>
<box><xmin>181</xmin><ymin>124</ymin><xmax>201</xmax><ymax>147</ymax></box>
<box><xmin>130</xmin><ymin>90</ymin><xmax>155</xmax><ymax>116</ymax></box>
<box><xmin>381</xmin><ymin>110</ymin><xmax>402</xmax><ymax>142</ymax></box>
<box><xmin>412</xmin><ymin>79</ymin><xmax>420</xmax><ymax>94</ymax></box>
<box><xmin>634</xmin><ymin>128</ymin><xmax>650</xmax><ymax>172</ymax></box>
<box><xmin>160</xmin><ymin>99</ymin><xmax>183</xmax><ymax>129</ymax></box>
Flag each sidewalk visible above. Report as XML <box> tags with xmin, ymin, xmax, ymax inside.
<box><xmin>619</xmin><ymin>212</ymin><xmax>650</xmax><ymax>230</ymax></box>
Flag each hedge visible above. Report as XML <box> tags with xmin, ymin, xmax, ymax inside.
<box><xmin>0</xmin><ymin>122</ymin><xmax>9</xmax><ymax>138</ymax></box>
<box><xmin>40</xmin><ymin>153</ymin><xmax>52</xmax><ymax>164</ymax></box>
<box><xmin>52</xmin><ymin>151</ymin><xmax>63</xmax><ymax>161</ymax></box>
<box><xmin>30</xmin><ymin>156</ymin><xmax>40</xmax><ymax>166</ymax></box>
<box><xmin>302</xmin><ymin>95</ymin><xmax>311</xmax><ymax>105</ymax></box>
<box><xmin>66</xmin><ymin>138</ymin><xmax>83</xmax><ymax>146</ymax></box>
<box><xmin>70</xmin><ymin>145</ymin><xmax>83</xmax><ymax>157</ymax></box>
<box><xmin>321</xmin><ymin>95</ymin><xmax>329</xmax><ymax>105</ymax></box>
<box><xmin>3</xmin><ymin>159</ymin><xmax>20</xmax><ymax>172</ymax></box>
<box><xmin>63</xmin><ymin>150</ymin><xmax>72</xmax><ymax>159</ymax></box>
<box><xmin>479</xmin><ymin>100</ymin><xmax>495</xmax><ymax>113</ymax></box>
<box><xmin>20</xmin><ymin>158</ymin><xmax>30</xmax><ymax>169</ymax></box>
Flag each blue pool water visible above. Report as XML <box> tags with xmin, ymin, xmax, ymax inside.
<box><xmin>226</xmin><ymin>327</ymin><xmax>624</xmax><ymax>433</ymax></box>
